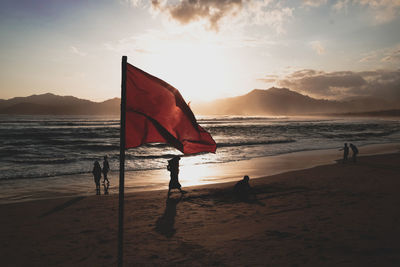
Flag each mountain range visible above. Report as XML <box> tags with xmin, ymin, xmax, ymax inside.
<box><xmin>0</xmin><ymin>93</ymin><xmax>120</xmax><ymax>115</ymax></box>
<box><xmin>191</xmin><ymin>87</ymin><xmax>399</xmax><ymax>116</ymax></box>
<box><xmin>1</xmin><ymin>88</ymin><xmax>399</xmax><ymax>116</ymax></box>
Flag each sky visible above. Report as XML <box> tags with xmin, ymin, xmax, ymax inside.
<box><xmin>0</xmin><ymin>0</ymin><xmax>399</xmax><ymax>102</ymax></box>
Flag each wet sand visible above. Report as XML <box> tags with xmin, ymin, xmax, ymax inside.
<box><xmin>1</xmin><ymin>151</ymin><xmax>400</xmax><ymax>266</ymax></box>
<box><xmin>1</xmin><ymin>142</ymin><xmax>399</xmax><ymax>204</ymax></box>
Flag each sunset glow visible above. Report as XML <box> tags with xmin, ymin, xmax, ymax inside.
<box><xmin>1</xmin><ymin>2</ymin><xmax>400</xmax><ymax>266</ymax></box>
<box><xmin>0</xmin><ymin>0</ymin><xmax>399</xmax><ymax>102</ymax></box>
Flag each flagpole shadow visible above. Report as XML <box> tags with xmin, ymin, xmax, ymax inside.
<box><xmin>155</xmin><ymin>195</ymin><xmax>183</xmax><ymax>238</ymax></box>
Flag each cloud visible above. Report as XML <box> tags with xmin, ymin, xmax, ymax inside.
<box><xmin>310</xmin><ymin>41</ymin><xmax>325</xmax><ymax>55</ymax></box>
<box><xmin>125</xmin><ymin>0</ymin><xmax>147</xmax><ymax>7</ymax></box>
<box><xmin>103</xmin><ymin>19</ymin><xmax>284</xmax><ymax>58</ymax></box>
<box><xmin>358</xmin><ymin>44</ymin><xmax>400</xmax><ymax>64</ymax></box>
<box><xmin>274</xmin><ymin>69</ymin><xmax>400</xmax><ymax>101</ymax></box>
<box><xmin>381</xmin><ymin>45</ymin><xmax>400</xmax><ymax>63</ymax></box>
<box><xmin>150</xmin><ymin>0</ymin><xmax>244</xmax><ymax>31</ymax></box>
<box><xmin>333</xmin><ymin>0</ymin><xmax>350</xmax><ymax>11</ymax></box>
<box><xmin>359</xmin><ymin>0</ymin><xmax>400</xmax><ymax>24</ymax></box>
<box><xmin>256</xmin><ymin>73</ymin><xmax>280</xmax><ymax>83</ymax></box>
<box><xmin>359</xmin><ymin>53</ymin><xmax>377</xmax><ymax>62</ymax></box>
<box><xmin>149</xmin><ymin>0</ymin><xmax>293</xmax><ymax>33</ymax></box>
<box><xmin>302</xmin><ymin>0</ymin><xmax>327</xmax><ymax>7</ymax></box>
<box><xmin>69</xmin><ymin>46</ymin><xmax>87</xmax><ymax>56</ymax></box>
<box><xmin>245</xmin><ymin>0</ymin><xmax>294</xmax><ymax>32</ymax></box>
<box><xmin>257</xmin><ymin>78</ymin><xmax>276</xmax><ymax>83</ymax></box>
<box><xmin>334</xmin><ymin>0</ymin><xmax>400</xmax><ymax>24</ymax></box>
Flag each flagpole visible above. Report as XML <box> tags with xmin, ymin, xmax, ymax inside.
<box><xmin>118</xmin><ymin>55</ymin><xmax>127</xmax><ymax>267</ymax></box>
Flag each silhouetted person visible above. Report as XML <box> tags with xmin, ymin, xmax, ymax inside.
<box><xmin>339</xmin><ymin>143</ymin><xmax>349</xmax><ymax>163</ymax></box>
<box><xmin>167</xmin><ymin>156</ymin><xmax>184</xmax><ymax>196</ymax></box>
<box><xmin>350</xmin><ymin>143</ymin><xmax>358</xmax><ymax>162</ymax></box>
<box><xmin>234</xmin><ymin>175</ymin><xmax>252</xmax><ymax>201</ymax></box>
<box><xmin>102</xmin><ymin>155</ymin><xmax>110</xmax><ymax>186</ymax></box>
<box><xmin>92</xmin><ymin>161</ymin><xmax>102</xmax><ymax>195</ymax></box>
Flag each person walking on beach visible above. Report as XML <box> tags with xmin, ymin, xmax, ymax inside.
<box><xmin>167</xmin><ymin>156</ymin><xmax>184</xmax><ymax>196</ymax></box>
<box><xmin>350</xmin><ymin>143</ymin><xmax>358</xmax><ymax>162</ymax></box>
<box><xmin>339</xmin><ymin>143</ymin><xmax>349</xmax><ymax>163</ymax></box>
<box><xmin>92</xmin><ymin>161</ymin><xmax>102</xmax><ymax>195</ymax></box>
<box><xmin>102</xmin><ymin>155</ymin><xmax>110</xmax><ymax>186</ymax></box>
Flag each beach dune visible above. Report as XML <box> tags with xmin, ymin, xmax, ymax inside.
<box><xmin>1</xmin><ymin>152</ymin><xmax>400</xmax><ymax>266</ymax></box>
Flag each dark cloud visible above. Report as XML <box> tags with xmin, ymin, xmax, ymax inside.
<box><xmin>152</xmin><ymin>0</ymin><xmax>245</xmax><ymax>31</ymax></box>
<box><xmin>276</xmin><ymin>69</ymin><xmax>400</xmax><ymax>101</ymax></box>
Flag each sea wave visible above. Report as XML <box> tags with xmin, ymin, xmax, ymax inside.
<box><xmin>1</xmin><ymin>115</ymin><xmax>400</xmax><ymax>181</ymax></box>
<box><xmin>126</xmin><ymin>154</ymin><xmax>179</xmax><ymax>160</ymax></box>
<box><xmin>0</xmin><ymin>170</ymin><xmax>91</xmax><ymax>180</ymax></box>
<box><xmin>8</xmin><ymin>158</ymin><xmax>78</xmax><ymax>165</ymax></box>
<box><xmin>320</xmin><ymin>130</ymin><xmax>399</xmax><ymax>139</ymax></box>
<box><xmin>217</xmin><ymin>139</ymin><xmax>296</xmax><ymax>148</ymax></box>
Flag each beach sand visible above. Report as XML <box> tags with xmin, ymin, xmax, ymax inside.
<box><xmin>1</xmin><ymin>152</ymin><xmax>400</xmax><ymax>266</ymax></box>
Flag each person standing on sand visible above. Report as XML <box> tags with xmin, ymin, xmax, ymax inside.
<box><xmin>167</xmin><ymin>156</ymin><xmax>184</xmax><ymax>196</ymax></box>
<box><xmin>102</xmin><ymin>155</ymin><xmax>110</xmax><ymax>186</ymax></box>
<box><xmin>339</xmin><ymin>143</ymin><xmax>349</xmax><ymax>163</ymax></box>
<box><xmin>349</xmin><ymin>143</ymin><xmax>359</xmax><ymax>162</ymax></box>
<box><xmin>92</xmin><ymin>161</ymin><xmax>102</xmax><ymax>195</ymax></box>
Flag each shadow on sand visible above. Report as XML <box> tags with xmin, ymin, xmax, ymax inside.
<box><xmin>182</xmin><ymin>187</ymin><xmax>267</xmax><ymax>208</ymax></box>
<box><xmin>154</xmin><ymin>184</ymin><xmax>312</xmax><ymax>236</ymax></box>
<box><xmin>39</xmin><ymin>196</ymin><xmax>86</xmax><ymax>218</ymax></box>
<box><xmin>155</xmin><ymin>195</ymin><xmax>183</xmax><ymax>238</ymax></box>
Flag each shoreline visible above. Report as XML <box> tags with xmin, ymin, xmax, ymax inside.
<box><xmin>1</xmin><ymin>142</ymin><xmax>399</xmax><ymax>204</ymax></box>
<box><xmin>1</xmin><ymin>152</ymin><xmax>399</xmax><ymax>266</ymax></box>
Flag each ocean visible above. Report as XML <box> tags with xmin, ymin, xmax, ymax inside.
<box><xmin>0</xmin><ymin>115</ymin><xmax>399</xmax><ymax>202</ymax></box>
<box><xmin>1</xmin><ymin>115</ymin><xmax>400</xmax><ymax>180</ymax></box>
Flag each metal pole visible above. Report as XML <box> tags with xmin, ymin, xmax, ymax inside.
<box><xmin>118</xmin><ymin>55</ymin><xmax>127</xmax><ymax>267</ymax></box>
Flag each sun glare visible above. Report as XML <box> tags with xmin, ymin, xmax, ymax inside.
<box><xmin>161</xmin><ymin>47</ymin><xmax>233</xmax><ymax>101</ymax></box>
<box><xmin>138</xmin><ymin>31</ymin><xmax>241</xmax><ymax>102</ymax></box>
<box><xmin>178</xmin><ymin>156</ymin><xmax>224</xmax><ymax>187</ymax></box>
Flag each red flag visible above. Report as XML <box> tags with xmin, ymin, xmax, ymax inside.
<box><xmin>124</xmin><ymin>63</ymin><xmax>217</xmax><ymax>154</ymax></box>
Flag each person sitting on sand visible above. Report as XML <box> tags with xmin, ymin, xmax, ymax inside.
<box><xmin>339</xmin><ymin>143</ymin><xmax>349</xmax><ymax>163</ymax></box>
<box><xmin>102</xmin><ymin>155</ymin><xmax>110</xmax><ymax>186</ymax></box>
<box><xmin>234</xmin><ymin>175</ymin><xmax>253</xmax><ymax>201</ymax></box>
<box><xmin>92</xmin><ymin>161</ymin><xmax>102</xmax><ymax>195</ymax></box>
<box><xmin>167</xmin><ymin>156</ymin><xmax>184</xmax><ymax>196</ymax></box>
<box><xmin>349</xmin><ymin>143</ymin><xmax>358</xmax><ymax>163</ymax></box>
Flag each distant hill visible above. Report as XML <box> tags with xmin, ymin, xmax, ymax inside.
<box><xmin>1</xmin><ymin>89</ymin><xmax>399</xmax><ymax>116</ymax></box>
<box><xmin>191</xmin><ymin>87</ymin><xmax>399</xmax><ymax>116</ymax></box>
<box><xmin>0</xmin><ymin>93</ymin><xmax>120</xmax><ymax>115</ymax></box>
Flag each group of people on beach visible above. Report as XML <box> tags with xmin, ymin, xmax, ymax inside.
<box><xmin>91</xmin><ymin>144</ymin><xmax>359</xmax><ymax>197</ymax></box>
<box><xmin>167</xmin><ymin>155</ymin><xmax>254</xmax><ymax>202</ymax></box>
<box><xmin>91</xmin><ymin>144</ymin><xmax>360</xmax><ymax>199</ymax></box>
<box><xmin>91</xmin><ymin>154</ymin><xmax>185</xmax><ymax>197</ymax></box>
<box><xmin>87</xmin><ymin>153</ymin><xmax>258</xmax><ymax>202</ymax></box>
<box><xmin>93</xmin><ymin>153</ymin><xmax>251</xmax><ymax>200</ymax></box>
<box><xmin>340</xmin><ymin>143</ymin><xmax>359</xmax><ymax>163</ymax></box>
<box><xmin>92</xmin><ymin>156</ymin><xmax>110</xmax><ymax>195</ymax></box>
<box><xmin>90</xmin><ymin>154</ymin><xmax>186</xmax><ymax>197</ymax></box>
